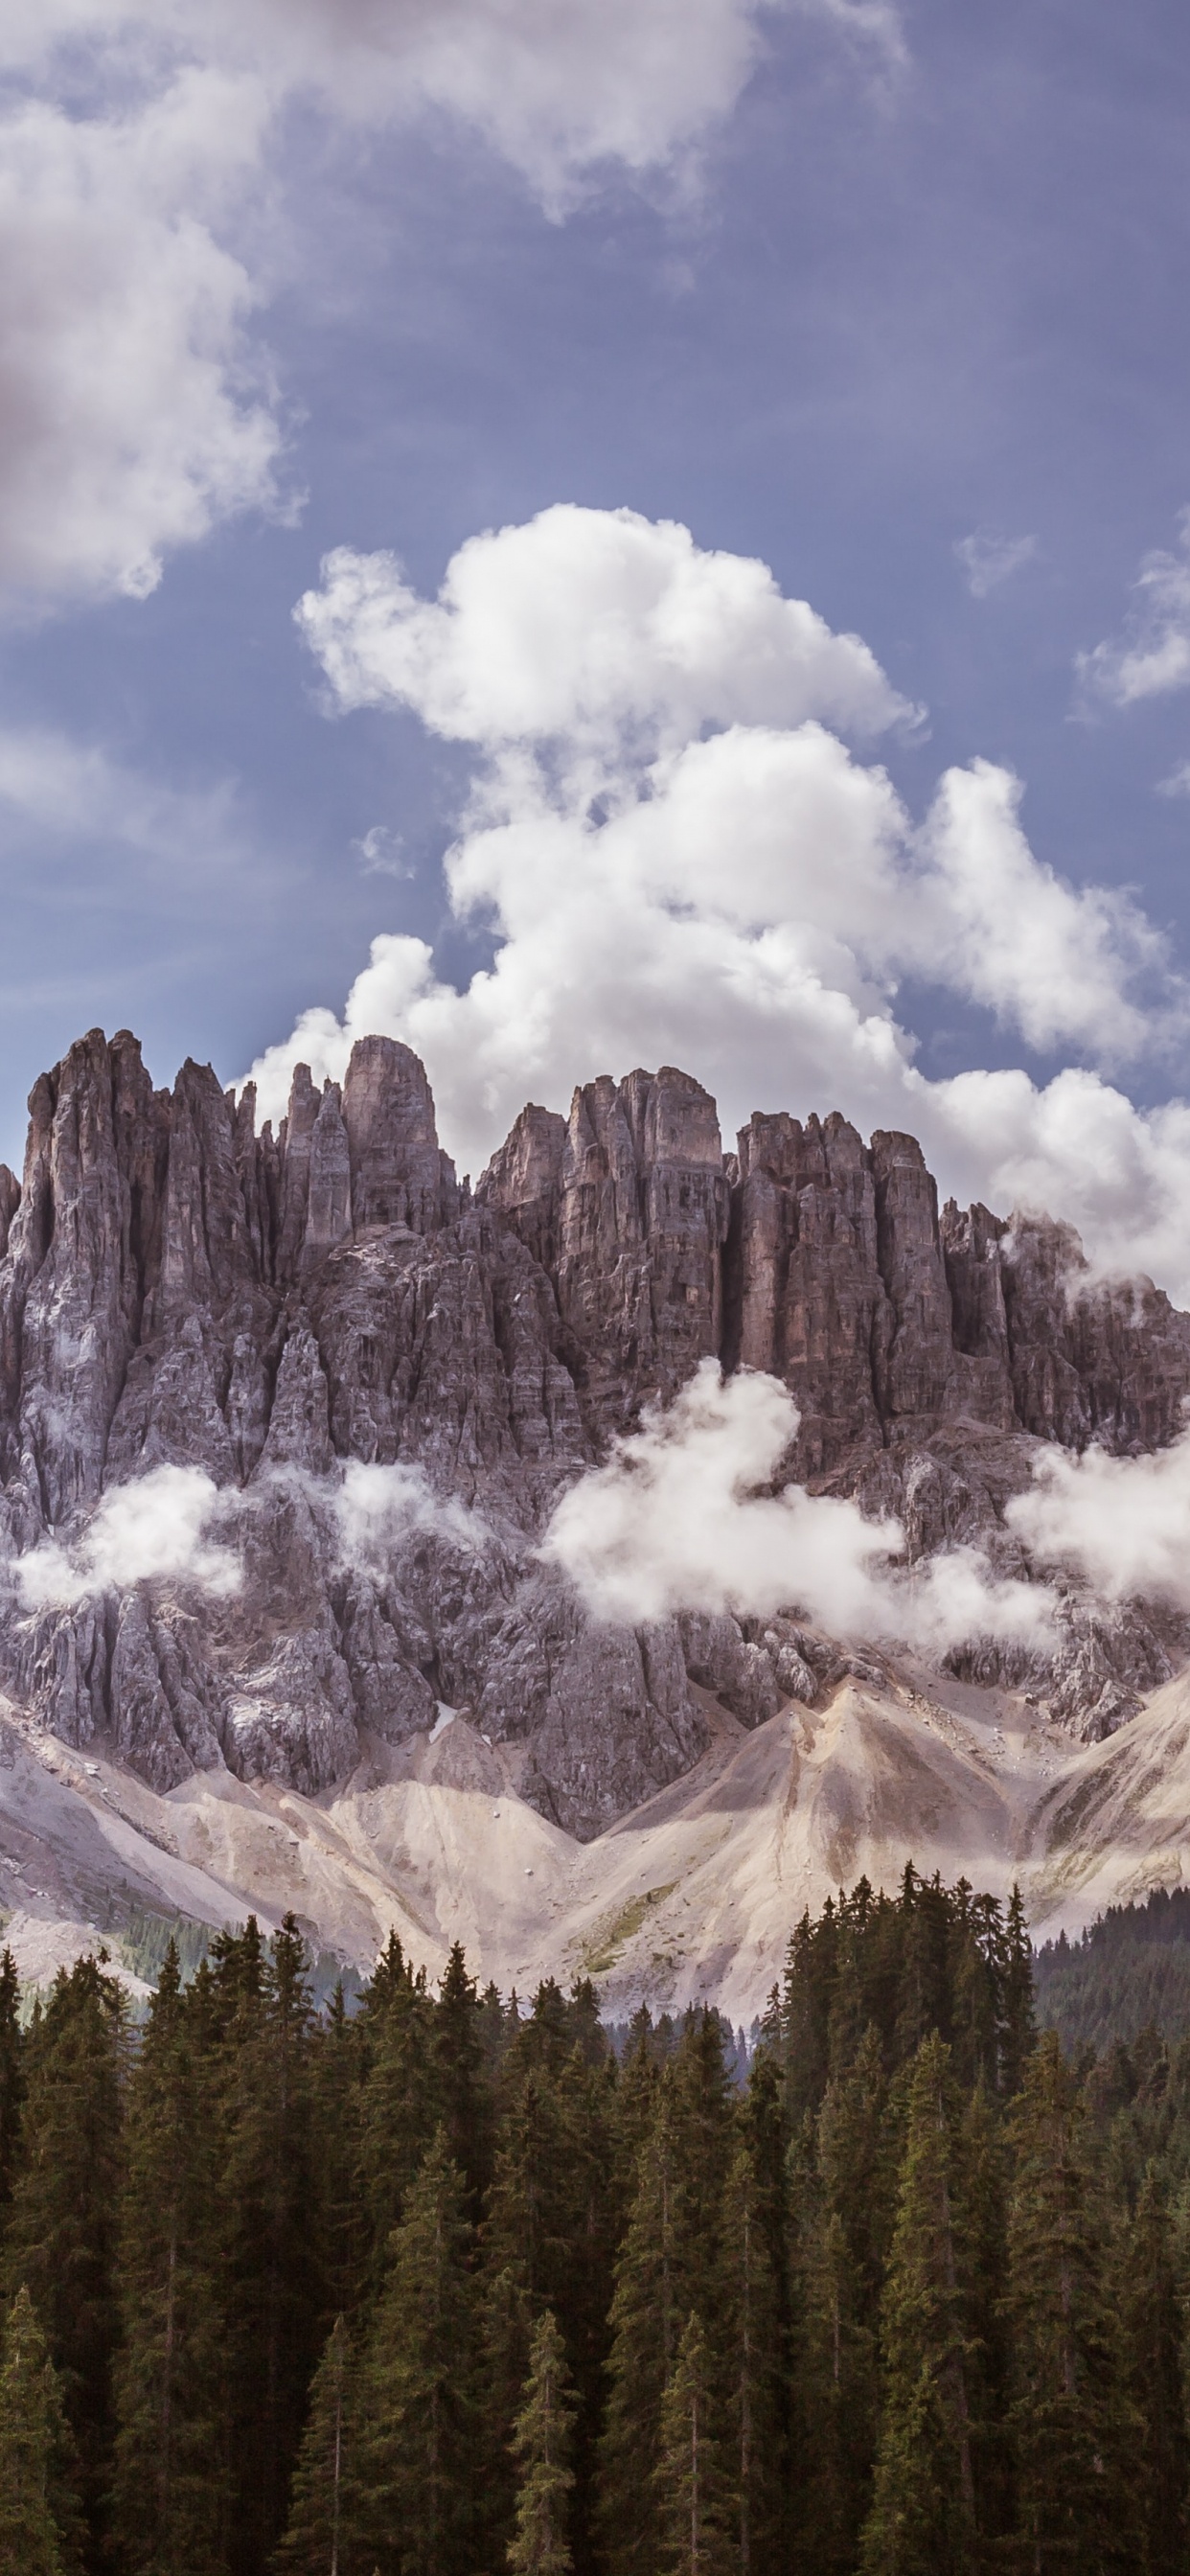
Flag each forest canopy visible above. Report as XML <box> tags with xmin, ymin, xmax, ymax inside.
<box><xmin>0</xmin><ymin>1871</ymin><xmax>1185</xmax><ymax>2576</ymax></box>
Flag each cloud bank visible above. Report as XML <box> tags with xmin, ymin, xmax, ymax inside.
<box><xmin>242</xmin><ymin>500</ymin><xmax>1190</xmax><ymax>1300</ymax></box>
<box><xmin>541</xmin><ymin>1360</ymin><xmax>1055</xmax><ymax>1655</ymax></box>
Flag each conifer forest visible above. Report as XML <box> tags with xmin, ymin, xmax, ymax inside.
<box><xmin>3</xmin><ymin>1871</ymin><xmax>1189</xmax><ymax>2576</ymax></box>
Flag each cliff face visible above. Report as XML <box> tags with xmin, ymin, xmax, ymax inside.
<box><xmin>0</xmin><ymin>1029</ymin><xmax>1185</xmax><ymax>1831</ymax></box>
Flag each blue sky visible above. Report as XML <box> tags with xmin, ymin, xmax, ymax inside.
<box><xmin>4</xmin><ymin>0</ymin><xmax>1190</xmax><ymax>1290</ymax></box>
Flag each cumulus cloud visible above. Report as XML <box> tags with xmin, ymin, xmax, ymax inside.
<box><xmin>1078</xmin><ymin>510</ymin><xmax>1190</xmax><ymax>709</ymax></box>
<box><xmin>1006</xmin><ymin>1432</ymin><xmax>1190</xmax><ymax>1611</ymax></box>
<box><xmin>0</xmin><ymin>71</ymin><xmax>282</xmax><ymax>601</ymax></box>
<box><xmin>332</xmin><ymin>1459</ymin><xmax>489</xmax><ymax>1570</ymax></box>
<box><xmin>242</xmin><ymin>504</ymin><xmax>1190</xmax><ymax>1298</ymax></box>
<box><xmin>14</xmin><ymin>1465</ymin><xmax>241</xmax><ymax>1608</ymax></box>
<box><xmin>297</xmin><ymin>508</ymin><xmax>919</xmax><ymax>750</ymax></box>
<box><xmin>954</xmin><ymin>531</ymin><xmax>1037</xmax><ymax>600</ymax></box>
<box><xmin>542</xmin><ymin>1359</ymin><xmax>1054</xmax><ymax>1655</ymax></box>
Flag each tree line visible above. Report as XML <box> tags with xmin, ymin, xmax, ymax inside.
<box><xmin>0</xmin><ymin>1868</ymin><xmax>1187</xmax><ymax>2575</ymax></box>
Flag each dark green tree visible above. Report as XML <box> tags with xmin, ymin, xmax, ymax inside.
<box><xmin>1118</xmin><ymin>2166</ymin><xmax>1187</xmax><ymax>2576</ymax></box>
<box><xmin>507</xmin><ymin>2309</ymin><xmax>577</xmax><ymax>2576</ymax></box>
<box><xmin>360</xmin><ymin>2131</ymin><xmax>477</xmax><ymax>2576</ymax></box>
<box><xmin>0</xmin><ymin>2285</ymin><xmax>83</xmax><ymax>2576</ymax></box>
<box><xmin>110</xmin><ymin>1944</ymin><xmax>226</xmax><ymax>2576</ymax></box>
<box><xmin>1</xmin><ymin>1955</ymin><xmax>124</xmax><ymax>2554</ymax></box>
<box><xmin>790</xmin><ymin>2027</ymin><xmax>892</xmax><ymax>2573</ymax></box>
<box><xmin>216</xmin><ymin>1917</ymin><xmax>324</xmax><ymax>2576</ymax></box>
<box><xmin>858</xmin><ymin>2036</ymin><xmax>976</xmax><ymax>2576</ymax></box>
<box><xmin>654</xmin><ymin>2312</ymin><xmax>733</xmax><ymax>2576</ymax></box>
<box><xmin>274</xmin><ymin>2315</ymin><xmax>364</xmax><ymax>2576</ymax></box>
<box><xmin>1005</xmin><ymin>2033</ymin><xmax>1137</xmax><ymax>2573</ymax></box>
<box><xmin>355</xmin><ymin>1938</ymin><xmax>436</xmax><ymax>2296</ymax></box>
<box><xmin>719</xmin><ymin>2135</ymin><xmax>784</xmax><ymax>2576</ymax></box>
<box><xmin>0</xmin><ymin>1948</ymin><xmax>23</xmax><ymax>2218</ymax></box>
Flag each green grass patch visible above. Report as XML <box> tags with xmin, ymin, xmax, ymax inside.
<box><xmin>581</xmin><ymin>1883</ymin><xmax>678</xmax><ymax>1976</ymax></box>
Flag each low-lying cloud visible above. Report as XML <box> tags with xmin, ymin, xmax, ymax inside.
<box><xmin>1006</xmin><ymin>1430</ymin><xmax>1190</xmax><ymax>1611</ymax></box>
<box><xmin>14</xmin><ymin>1465</ymin><xmax>242</xmax><ymax>1609</ymax></box>
<box><xmin>541</xmin><ymin>1360</ymin><xmax>1056</xmax><ymax>1657</ymax></box>
<box><xmin>332</xmin><ymin>1460</ymin><xmax>490</xmax><ymax>1572</ymax></box>
<box><xmin>10</xmin><ymin>1455</ymin><xmax>491</xmax><ymax>1611</ymax></box>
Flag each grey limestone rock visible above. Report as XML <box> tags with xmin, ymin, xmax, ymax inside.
<box><xmin>1</xmin><ymin>1024</ymin><xmax>1189</xmax><ymax>1820</ymax></box>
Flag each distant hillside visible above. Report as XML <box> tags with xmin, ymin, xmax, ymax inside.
<box><xmin>1034</xmin><ymin>1886</ymin><xmax>1190</xmax><ymax>2054</ymax></box>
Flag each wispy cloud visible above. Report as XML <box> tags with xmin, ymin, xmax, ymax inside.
<box><xmin>1077</xmin><ymin>510</ymin><xmax>1190</xmax><ymax>709</ymax></box>
<box><xmin>954</xmin><ymin>530</ymin><xmax>1037</xmax><ymax>600</ymax></box>
<box><xmin>353</xmin><ymin>825</ymin><xmax>411</xmax><ymax>881</ymax></box>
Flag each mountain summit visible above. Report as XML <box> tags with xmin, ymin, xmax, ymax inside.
<box><xmin>0</xmin><ymin>1026</ymin><xmax>1188</xmax><ymax>2007</ymax></box>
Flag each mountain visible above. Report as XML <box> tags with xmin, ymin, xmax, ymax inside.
<box><xmin>1</xmin><ymin>1023</ymin><xmax>1189</xmax><ymax>2008</ymax></box>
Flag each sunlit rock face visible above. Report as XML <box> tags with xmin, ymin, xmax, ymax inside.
<box><xmin>0</xmin><ymin>1027</ymin><xmax>1186</xmax><ymax>1828</ymax></box>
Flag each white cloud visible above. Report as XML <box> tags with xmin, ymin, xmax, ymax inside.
<box><xmin>332</xmin><ymin>1459</ymin><xmax>488</xmax><ymax>1569</ymax></box>
<box><xmin>244</xmin><ymin>506</ymin><xmax>1190</xmax><ymax>1298</ymax></box>
<box><xmin>0</xmin><ymin>724</ymin><xmax>242</xmax><ymax>864</ymax></box>
<box><xmin>906</xmin><ymin>759</ymin><xmax>1168</xmax><ymax>1061</ymax></box>
<box><xmin>296</xmin><ymin>506</ymin><xmax>919</xmax><ymax>752</ymax></box>
<box><xmin>3</xmin><ymin>4</ymin><xmax>903</xmax><ymax>215</ymax></box>
<box><xmin>0</xmin><ymin>0</ymin><xmax>902</xmax><ymax>600</ymax></box>
<box><xmin>14</xmin><ymin>1464</ymin><xmax>241</xmax><ymax>1607</ymax></box>
<box><xmin>354</xmin><ymin>825</ymin><xmax>411</xmax><ymax>881</ymax></box>
<box><xmin>542</xmin><ymin>1359</ymin><xmax>1054</xmax><ymax>1655</ymax></box>
<box><xmin>0</xmin><ymin>72</ymin><xmax>282</xmax><ymax>601</ymax></box>
<box><xmin>1078</xmin><ymin>509</ymin><xmax>1190</xmax><ymax>709</ymax></box>
<box><xmin>1006</xmin><ymin>1431</ymin><xmax>1190</xmax><ymax>1610</ymax></box>
<box><xmin>954</xmin><ymin>531</ymin><xmax>1037</xmax><ymax>600</ymax></box>
<box><xmin>1156</xmin><ymin>760</ymin><xmax>1190</xmax><ymax>799</ymax></box>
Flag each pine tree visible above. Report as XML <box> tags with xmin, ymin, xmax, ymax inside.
<box><xmin>0</xmin><ymin>1948</ymin><xmax>23</xmax><ymax>2217</ymax></box>
<box><xmin>998</xmin><ymin>1887</ymin><xmax>1036</xmax><ymax>2101</ymax></box>
<box><xmin>1005</xmin><ymin>2032</ymin><xmax>1137</xmax><ymax>2573</ymax></box>
<box><xmin>360</xmin><ymin>2131</ymin><xmax>477</xmax><ymax>2576</ymax></box>
<box><xmin>507</xmin><ymin>2309</ymin><xmax>577</xmax><ymax>2576</ymax></box>
<box><xmin>215</xmin><ymin>1916</ymin><xmax>324</xmax><ymax>2576</ymax></box>
<box><xmin>1</xmin><ymin>1955</ymin><xmax>124</xmax><ymax>2552</ymax></box>
<box><xmin>791</xmin><ymin>2027</ymin><xmax>891</xmax><ymax>2573</ymax></box>
<box><xmin>0</xmin><ymin>2285</ymin><xmax>82</xmax><ymax>2576</ymax></box>
<box><xmin>599</xmin><ymin>2076</ymin><xmax>684</xmax><ymax>2576</ymax></box>
<box><xmin>720</xmin><ymin>2135</ymin><xmax>783</xmax><ymax>2576</ymax></box>
<box><xmin>110</xmin><ymin>1944</ymin><xmax>227</xmax><ymax>2576</ymax></box>
<box><xmin>433</xmin><ymin>1944</ymin><xmax>492</xmax><ymax>2213</ymax></box>
<box><xmin>654</xmin><ymin>2313</ymin><xmax>732</xmax><ymax>2576</ymax></box>
<box><xmin>858</xmin><ymin>2036</ymin><xmax>976</xmax><ymax>2576</ymax></box>
<box><xmin>1118</xmin><ymin>2166</ymin><xmax>1187</xmax><ymax>2576</ymax></box>
<box><xmin>275</xmin><ymin>2315</ymin><xmax>364</xmax><ymax>2576</ymax></box>
<box><xmin>355</xmin><ymin>1938</ymin><xmax>437</xmax><ymax>2296</ymax></box>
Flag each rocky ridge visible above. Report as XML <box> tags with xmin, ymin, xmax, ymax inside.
<box><xmin>0</xmin><ymin>1026</ymin><xmax>1185</xmax><ymax>1835</ymax></box>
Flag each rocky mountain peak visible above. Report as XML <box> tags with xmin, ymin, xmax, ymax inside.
<box><xmin>0</xmin><ymin>1024</ymin><xmax>1187</xmax><ymax>1830</ymax></box>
